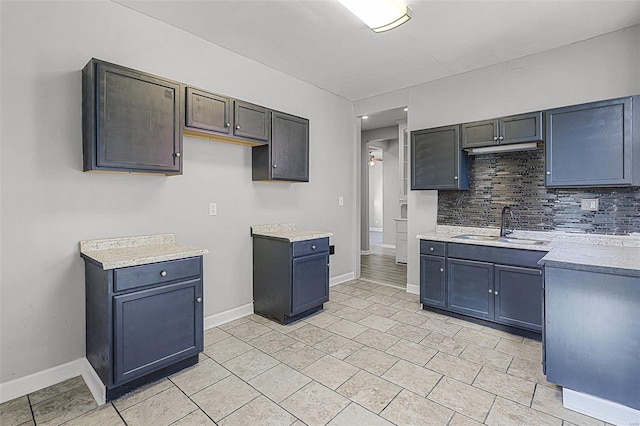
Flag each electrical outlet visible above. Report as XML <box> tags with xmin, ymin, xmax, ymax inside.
<box><xmin>580</xmin><ymin>198</ymin><xmax>599</xmax><ymax>211</ymax></box>
<box><xmin>338</xmin><ymin>196</ymin><xmax>344</xmax><ymax>206</ymax></box>
<box><xmin>209</xmin><ymin>203</ymin><xmax>217</xmax><ymax>216</ymax></box>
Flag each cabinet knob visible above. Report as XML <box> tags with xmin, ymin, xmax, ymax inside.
<box><xmin>225</xmin><ymin>122</ymin><xmax>230</xmax><ymax>127</ymax></box>
<box><xmin>160</xmin><ymin>271</ymin><xmax>167</xmax><ymax>277</ymax></box>
<box><xmin>494</xmin><ymin>290</ymin><xmax>499</xmax><ymax>295</ymax></box>
<box><xmin>454</xmin><ymin>176</ymin><xmax>458</xmax><ymax>180</ymax></box>
<box><xmin>498</xmin><ymin>136</ymin><xmax>504</xmax><ymax>141</ymax></box>
<box><xmin>174</xmin><ymin>152</ymin><xmax>181</xmax><ymax>157</ymax></box>
<box><xmin>327</xmin><ymin>263</ymin><xmax>330</xmax><ymax>267</ymax></box>
<box><xmin>546</xmin><ymin>171</ymin><xmax>551</xmax><ymax>175</ymax></box>
<box><xmin>439</xmin><ymin>268</ymin><xmax>444</xmax><ymax>272</ymax></box>
<box><xmin>311</xmin><ymin>245</ymin><xmax>316</xmax><ymax>250</ymax></box>
<box><xmin>488</xmin><ymin>289</ymin><xmax>493</xmax><ymax>294</ymax></box>
<box><xmin>429</xmin><ymin>247</ymin><xmax>434</xmax><ymax>251</ymax></box>
<box><xmin>493</xmin><ymin>136</ymin><xmax>498</xmax><ymax>141</ymax></box>
<box><xmin>273</xmin><ymin>164</ymin><xmax>277</xmax><ymax>168</ymax></box>
<box><xmin>196</xmin><ymin>297</ymin><xmax>202</xmax><ymax>303</ymax></box>
<box><xmin>236</xmin><ymin>125</ymin><xmax>241</xmax><ymax>129</ymax></box>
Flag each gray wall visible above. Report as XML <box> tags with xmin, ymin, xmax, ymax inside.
<box><xmin>382</xmin><ymin>139</ymin><xmax>400</xmax><ymax>246</ymax></box>
<box><xmin>355</xmin><ymin>24</ymin><xmax>640</xmax><ymax>290</ymax></box>
<box><xmin>368</xmin><ymin>153</ymin><xmax>383</xmax><ymax>230</ymax></box>
<box><xmin>0</xmin><ymin>1</ymin><xmax>355</xmax><ymax>383</ymax></box>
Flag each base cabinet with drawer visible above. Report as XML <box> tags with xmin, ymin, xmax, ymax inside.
<box><xmin>83</xmin><ymin>256</ymin><xmax>204</xmax><ymax>401</ymax></box>
<box><xmin>253</xmin><ymin>236</ymin><xmax>329</xmax><ymax>324</ymax></box>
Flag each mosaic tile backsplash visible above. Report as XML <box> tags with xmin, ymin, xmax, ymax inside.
<box><xmin>437</xmin><ymin>149</ymin><xmax>640</xmax><ymax>235</ymax></box>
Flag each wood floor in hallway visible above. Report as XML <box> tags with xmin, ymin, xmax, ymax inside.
<box><xmin>360</xmin><ymin>245</ymin><xmax>407</xmax><ymax>289</ymax></box>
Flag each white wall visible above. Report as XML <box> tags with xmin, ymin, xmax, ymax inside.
<box><xmin>0</xmin><ymin>1</ymin><xmax>355</xmax><ymax>384</ymax></box>
<box><xmin>368</xmin><ymin>157</ymin><xmax>383</xmax><ymax>231</ymax></box>
<box><xmin>355</xmin><ymin>24</ymin><xmax>640</xmax><ymax>288</ymax></box>
<box><xmin>382</xmin><ymin>139</ymin><xmax>400</xmax><ymax>246</ymax></box>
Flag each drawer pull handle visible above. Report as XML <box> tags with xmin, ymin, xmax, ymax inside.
<box><xmin>311</xmin><ymin>245</ymin><xmax>316</xmax><ymax>250</ymax></box>
<box><xmin>196</xmin><ymin>297</ymin><xmax>202</xmax><ymax>303</ymax></box>
<box><xmin>160</xmin><ymin>271</ymin><xmax>167</xmax><ymax>277</ymax></box>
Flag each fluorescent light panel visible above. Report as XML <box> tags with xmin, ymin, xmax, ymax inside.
<box><xmin>338</xmin><ymin>0</ymin><xmax>412</xmax><ymax>32</ymax></box>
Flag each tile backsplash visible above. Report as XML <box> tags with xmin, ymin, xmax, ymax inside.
<box><xmin>437</xmin><ymin>149</ymin><xmax>640</xmax><ymax>235</ymax></box>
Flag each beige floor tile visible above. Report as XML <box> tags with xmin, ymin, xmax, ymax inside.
<box><xmin>532</xmin><ymin>385</ymin><xmax>605</xmax><ymax>426</ymax></box>
<box><xmin>248</xmin><ymin>330</ymin><xmax>297</xmax><ymax>354</ymax></box>
<box><xmin>349</xmin><ymin>288</ymin><xmax>377</xmax><ymax>299</ymax></box>
<box><xmin>481</xmin><ymin>327</ymin><xmax>524</xmax><ymax>342</ymax></box>
<box><xmin>454</xmin><ymin>327</ymin><xmax>500</xmax><ymax>349</ymax></box>
<box><xmin>32</xmin><ymin>385</ymin><xmax>97</xmax><ymax>426</ymax></box>
<box><xmin>446</xmin><ymin>317</ymin><xmax>486</xmax><ymax>331</ymax></box>
<box><xmin>381</xmin><ymin>389</ymin><xmax>454</xmax><ymax>426</ymax></box>
<box><xmin>358</xmin><ymin>314</ymin><xmax>399</xmax><ymax>332</ymax></box>
<box><xmin>523</xmin><ymin>337</ymin><xmax>543</xmax><ymax>348</ymax></box>
<box><xmin>428</xmin><ymin>376</ymin><xmax>495</xmax><ymax>423</ymax></box>
<box><xmin>222</xmin><ymin>349</ymin><xmax>279</xmax><ymax>381</ymax></box>
<box><xmin>386</xmin><ymin>339</ymin><xmax>437</xmax><ymax>366</ymax></box>
<box><xmin>425</xmin><ymin>352</ymin><xmax>482</xmax><ymax>384</ymax></box>
<box><xmin>204</xmin><ymin>336</ymin><xmax>252</xmax><ymax>363</ymax></box>
<box><xmin>327</xmin><ymin>402</ymin><xmax>394</xmax><ymax>426</ymax></box>
<box><xmin>272</xmin><ymin>342</ymin><xmax>325</xmax><ymax>371</ymax></box>
<box><xmin>420</xmin><ymin>318</ymin><xmax>463</xmax><ymax>337</ymax></box>
<box><xmin>248</xmin><ymin>363</ymin><xmax>311</xmax><ymax>403</ymax></box>
<box><xmin>336</xmin><ymin>370</ymin><xmax>401</xmax><ymax>414</ymax></box>
<box><xmin>460</xmin><ymin>344</ymin><xmax>514</xmax><ymax>372</ymax></box>
<box><xmin>287</xmin><ymin>324</ymin><xmax>334</xmax><ymax>346</ymax></box>
<box><xmin>449</xmin><ymin>412</ymin><xmax>484</xmax><ymax>426</ymax></box>
<box><xmin>29</xmin><ymin>376</ymin><xmax>85</xmax><ymax>405</ymax></box>
<box><xmin>340</xmin><ymin>297</ymin><xmax>374</xmax><ymax>310</ymax></box>
<box><xmin>381</xmin><ymin>360</ymin><xmax>442</xmax><ymax>397</ymax></box>
<box><xmin>313</xmin><ymin>334</ymin><xmax>363</xmax><ymax>360</ymax></box>
<box><xmin>391</xmin><ymin>299</ymin><xmax>421</xmax><ymax>311</ymax></box>
<box><xmin>354</xmin><ymin>329</ymin><xmax>400</xmax><ymax>351</ymax></box>
<box><xmin>247</xmin><ymin>313</ymin><xmax>272</xmax><ymax>324</ymax></box>
<box><xmin>302</xmin><ymin>355</ymin><xmax>360</xmax><ymax>390</ymax></box>
<box><xmin>204</xmin><ymin>327</ymin><xmax>231</xmax><ymax>347</ymax></box>
<box><xmin>507</xmin><ymin>356</ymin><xmax>556</xmax><ymax>388</ymax></box>
<box><xmin>112</xmin><ymin>379</ymin><xmax>174</xmax><ymax>412</ymax></box>
<box><xmin>63</xmin><ymin>403</ymin><xmax>124</xmax><ymax>425</ymax></box>
<box><xmin>415</xmin><ymin>308</ymin><xmax>452</xmax><ymax>321</ymax></box>
<box><xmin>191</xmin><ymin>375</ymin><xmax>259</xmax><ymax>422</ymax></box>
<box><xmin>118</xmin><ymin>386</ymin><xmax>196</xmax><ymax>426</ymax></box>
<box><xmin>263</xmin><ymin>319</ymin><xmax>307</xmax><ymax>334</ymax></box>
<box><xmin>170</xmin><ymin>357</ymin><xmax>231</xmax><ymax>395</ymax></box>
<box><xmin>485</xmin><ymin>396</ymin><xmax>562</xmax><ymax>426</ymax></box>
<box><xmin>370</xmin><ymin>285</ymin><xmax>403</xmax><ymax>297</ymax></box>
<box><xmin>366</xmin><ymin>294</ymin><xmax>398</xmax><ymax>306</ymax></box>
<box><xmin>389</xmin><ymin>310</ymin><xmax>427</xmax><ymax>327</ymax></box>
<box><xmin>217</xmin><ymin>317</ymin><xmax>252</xmax><ymax>331</ymax></box>
<box><xmin>172</xmin><ymin>410</ymin><xmax>215</xmax><ymax>425</ymax></box>
<box><xmin>495</xmin><ymin>338</ymin><xmax>542</xmax><ymax>363</ymax></box>
<box><xmin>304</xmin><ymin>312</ymin><xmax>341</xmax><ymax>328</ymax></box>
<box><xmin>344</xmin><ymin>347</ymin><xmax>399</xmax><ymax>376</ymax></box>
<box><xmin>332</xmin><ymin>306</ymin><xmax>370</xmax><ymax>322</ymax></box>
<box><xmin>218</xmin><ymin>395</ymin><xmax>296</xmax><ymax>426</ymax></box>
<box><xmin>323</xmin><ymin>301</ymin><xmax>347</xmax><ymax>314</ymax></box>
<box><xmin>420</xmin><ymin>331</ymin><xmax>468</xmax><ymax>356</ymax></box>
<box><xmin>225</xmin><ymin>321</ymin><xmax>272</xmax><ymax>342</ymax></box>
<box><xmin>329</xmin><ymin>291</ymin><xmax>353</xmax><ymax>303</ymax></box>
<box><xmin>325</xmin><ymin>319</ymin><xmax>369</xmax><ymax>339</ymax></box>
<box><xmin>281</xmin><ymin>381</ymin><xmax>350</xmax><ymax>426</ymax></box>
<box><xmin>394</xmin><ymin>291</ymin><xmax>421</xmax><ymax>303</ymax></box>
<box><xmin>364</xmin><ymin>303</ymin><xmax>400</xmax><ymax>318</ymax></box>
<box><xmin>473</xmin><ymin>367</ymin><xmax>535</xmax><ymax>406</ymax></box>
<box><xmin>0</xmin><ymin>396</ymin><xmax>33</xmax><ymax>426</ymax></box>
<box><xmin>385</xmin><ymin>323</ymin><xmax>430</xmax><ymax>343</ymax></box>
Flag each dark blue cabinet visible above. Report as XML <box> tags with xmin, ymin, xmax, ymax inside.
<box><xmin>494</xmin><ymin>265</ymin><xmax>543</xmax><ymax>332</ymax></box>
<box><xmin>184</xmin><ymin>87</ymin><xmax>231</xmax><ymax>136</ymax></box>
<box><xmin>253</xmin><ymin>236</ymin><xmax>329</xmax><ymax>324</ymax></box>
<box><xmin>411</xmin><ymin>125</ymin><xmax>469</xmax><ymax>190</ymax></box>
<box><xmin>461</xmin><ymin>112</ymin><xmax>543</xmax><ymax>149</ymax></box>
<box><xmin>420</xmin><ymin>255</ymin><xmax>446</xmax><ymax>308</ymax></box>
<box><xmin>234</xmin><ymin>100</ymin><xmax>270</xmax><ymax>142</ymax></box>
<box><xmin>447</xmin><ymin>258</ymin><xmax>494</xmax><ymax>320</ymax></box>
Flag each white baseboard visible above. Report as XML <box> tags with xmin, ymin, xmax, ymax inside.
<box><xmin>369</xmin><ymin>227</ymin><xmax>383</xmax><ymax>232</ymax></box>
<box><xmin>204</xmin><ymin>303</ymin><xmax>254</xmax><ymax>330</ymax></box>
<box><xmin>360</xmin><ymin>250</ymin><xmax>371</xmax><ymax>255</ymax></box>
<box><xmin>0</xmin><ymin>358</ymin><xmax>85</xmax><ymax>404</ymax></box>
<box><xmin>563</xmin><ymin>388</ymin><xmax>640</xmax><ymax>425</ymax></box>
<box><xmin>406</xmin><ymin>284</ymin><xmax>419</xmax><ymax>295</ymax></box>
<box><xmin>330</xmin><ymin>272</ymin><xmax>355</xmax><ymax>286</ymax></box>
<box><xmin>81</xmin><ymin>359</ymin><xmax>105</xmax><ymax>406</ymax></box>
<box><xmin>380</xmin><ymin>244</ymin><xmax>396</xmax><ymax>249</ymax></box>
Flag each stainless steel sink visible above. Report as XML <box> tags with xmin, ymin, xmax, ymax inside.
<box><xmin>453</xmin><ymin>234</ymin><xmax>501</xmax><ymax>241</ymax></box>
<box><xmin>497</xmin><ymin>237</ymin><xmax>547</xmax><ymax>245</ymax></box>
<box><xmin>453</xmin><ymin>234</ymin><xmax>547</xmax><ymax>245</ymax></box>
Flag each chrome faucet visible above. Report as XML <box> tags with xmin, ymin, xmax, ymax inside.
<box><xmin>501</xmin><ymin>206</ymin><xmax>514</xmax><ymax>237</ymax></box>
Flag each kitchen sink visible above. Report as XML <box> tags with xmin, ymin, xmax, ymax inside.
<box><xmin>453</xmin><ymin>234</ymin><xmax>547</xmax><ymax>245</ymax></box>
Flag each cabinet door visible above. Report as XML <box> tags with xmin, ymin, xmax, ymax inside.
<box><xmin>500</xmin><ymin>112</ymin><xmax>543</xmax><ymax>145</ymax></box>
<box><xmin>234</xmin><ymin>100</ymin><xmax>269</xmax><ymax>142</ymax></box>
<box><xmin>461</xmin><ymin>120</ymin><xmax>498</xmax><ymax>149</ymax></box>
<box><xmin>420</xmin><ymin>255</ymin><xmax>445</xmax><ymax>308</ymax></box>
<box><xmin>93</xmin><ymin>61</ymin><xmax>181</xmax><ymax>174</ymax></box>
<box><xmin>113</xmin><ymin>279</ymin><xmax>203</xmax><ymax>385</ymax></box>
<box><xmin>185</xmin><ymin>87</ymin><xmax>230</xmax><ymax>135</ymax></box>
<box><xmin>292</xmin><ymin>252</ymin><xmax>329</xmax><ymax>315</ymax></box>
<box><xmin>494</xmin><ymin>265</ymin><xmax>542</xmax><ymax>332</ymax></box>
<box><xmin>545</xmin><ymin>97</ymin><xmax>633</xmax><ymax>187</ymax></box>
<box><xmin>447</xmin><ymin>258</ymin><xmax>493</xmax><ymax>320</ymax></box>
<box><xmin>271</xmin><ymin>112</ymin><xmax>309</xmax><ymax>182</ymax></box>
<box><xmin>411</xmin><ymin>125</ymin><xmax>468</xmax><ymax>190</ymax></box>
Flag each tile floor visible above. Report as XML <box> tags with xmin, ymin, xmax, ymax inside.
<box><xmin>1</xmin><ymin>279</ymin><xmax>610</xmax><ymax>426</ymax></box>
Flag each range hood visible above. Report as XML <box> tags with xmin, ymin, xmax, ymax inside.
<box><xmin>465</xmin><ymin>142</ymin><xmax>542</xmax><ymax>155</ymax></box>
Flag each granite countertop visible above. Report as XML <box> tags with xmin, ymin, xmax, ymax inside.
<box><xmin>417</xmin><ymin>225</ymin><xmax>640</xmax><ymax>276</ymax></box>
<box><xmin>80</xmin><ymin>234</ymin><xmax>209</xmax><ymax>270</ymax></box>
<box><xmin>251</xmin><ymin>223</ymin><xmax>333</xmax><ymax>242</ymax></box>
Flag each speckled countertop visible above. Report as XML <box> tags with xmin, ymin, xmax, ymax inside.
<box><xmin>80</xmin><ymin>234</ymin><xmax>209</xmax><ymax>270</ymax></box>
<box><xmin>417</xmin><ymin>225</ymin><xmax>640</xmax><ymax>276</ymax></box>
<box><xmin>251</xmin><ymin>223</ymin><xmax>333</xmax><ymax>242</ymax></box>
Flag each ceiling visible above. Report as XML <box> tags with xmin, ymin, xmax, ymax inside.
<box><xmin>361</xmin><ymin>106</ymin><xmax>407</xmax><ymax>131</ymax></box>
<box><xmin>116</xmin><ymin>1</ymin><xmax>640</xmax><ymax>102</ymax></box>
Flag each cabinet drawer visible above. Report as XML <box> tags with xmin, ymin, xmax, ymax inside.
<box><xmin>114</xmin><ymin>257</ymin><xmax>201</xmax><ymax>292</ymax></box>
<box><xmin>292</xmin><ymin>238</ymin><xmax>329</xmax><ymax>257</ymax></box>
<box><xmin>420</xmin><ymin>240</ymin><xmax>446</xmax><ymax>256</ymax></box>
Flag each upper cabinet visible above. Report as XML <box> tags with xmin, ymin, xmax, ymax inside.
<box><xmin>545</xmin><ymin>96</ymin><xmax>639</xmax><ymax>187</ymax></box>
<box><xmin>461</xmin><ymin>112</ymin><xmax>543</xmax><ymax>149</ymax></box>
<box><xmin>411</xmin><ymin>125</ymin><xmax>469</xmax><ymax>190</ymax></box>
<box><xmin>252</xmin><ymin>111</ymin><xmax>309</xmax><ymax>182</ymax></box>
<box><xmin>184</xmin><ymin>87</ymin><xmax>231</xmax><ymax>136</ymax></box>
<box><xmin>233</xmin><ymin>101</ymin><xmax>270</xmax><ymax>143</ymax></box>
<box><xmin>82</xmin><ymin>59</ymin><xmax>182</xmax><ymax>175</ymax></box>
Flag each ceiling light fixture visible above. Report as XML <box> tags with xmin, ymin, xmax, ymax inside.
<box><xmin>338</xmin><ymin>0</ymin><xmax>412</xmax><ymax>33</ymax></box>
<box><xmin>362</xmin><ymin>115</ymin><xmax>369</xmax><ymax>119</ymax></box>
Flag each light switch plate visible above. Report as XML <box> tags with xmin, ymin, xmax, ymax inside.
<box><xmin>581</xmin><ymin>198</ymin><xmax>599</xmax><ymax>211</ymax></box>
<box><xmin>209</xmin><ymin>203</ymin><xmax>217</xmax><ymax>216</ymax></box>
<box><xmin>338</xmin><ymin>196</ymin><xmax>344</xmax><ymax>206</ymax></box>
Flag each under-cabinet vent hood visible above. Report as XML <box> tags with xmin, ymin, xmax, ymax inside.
<box><xmin>465</xmin><ymin>142</ymin><xmax>542</xmax><ymax>155</ymax></box>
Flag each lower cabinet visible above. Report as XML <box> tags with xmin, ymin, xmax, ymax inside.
<box><xmin>84</xmin><ymin>256</ymin><xmax>204</xmax><ymax>401</ymax></box>
<box><xmin>253</xmin><ymin>236</ymin><xmax>329</xmax><ymax>323</ymax></box>
<box><xmin>420</xmin><ymin>255</ymin><xmax>446</xmax><ymax>308</ymax></box>
<box><xmin>494</xmin><ymin>265</ymin><xmax>544</xmax><ymax>331</ymax></box>
<box><xmin>447</xmin><ymin>258</ymin><xmax>494</xmax><ymax>320</ymax></box>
